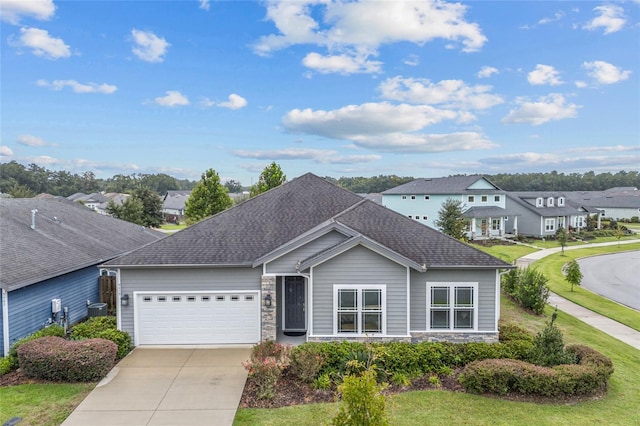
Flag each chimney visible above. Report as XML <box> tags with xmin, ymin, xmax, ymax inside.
<box><xmin>31</xmin><ymin>209</ymin><xmax>38</xmax><ymax>230</ymax></box>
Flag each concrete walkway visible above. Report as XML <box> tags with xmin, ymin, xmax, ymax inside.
<box><xmin>514</xmin><ymin>239</ymin><xmax>640</xmax><ymax>350</ymax></box>
<box><xmin>62</xmin><ymin>347</ymin><xmax>251</xmax><ymax>426</ymax></box>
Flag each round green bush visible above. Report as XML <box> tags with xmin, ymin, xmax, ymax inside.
<box><xmin>18</xmin><ymin>336</ymin><xmax>117</xmax><ymax>382</ymax></box>
<box><xmin>71</xmin><ymin>316</ymin><xmax>131</xmax><ymax>359</ymax></box>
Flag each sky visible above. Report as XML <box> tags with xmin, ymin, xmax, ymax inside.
<box><xmin>1</xmin><ymin>0</ymin><xmax>638</xmax><ymax>185</ymax></box>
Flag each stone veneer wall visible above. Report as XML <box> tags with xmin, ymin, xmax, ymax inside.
<box><xmin>307</xmin><ymin>333</ymin><xmax>498</xmax><ymax>344</ymax></box>
<box><xmin>410</xmin><ymin>332</ymin><xmax>498</xmax><ymax>344</ymax></box>
<box><xmin>261</xmin><ymin>275</ymin><xmax>276</xmax><ymax>341</ymax></box>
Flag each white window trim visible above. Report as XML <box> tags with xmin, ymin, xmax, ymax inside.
<box><xmin>333</xmin><ymin>285</ymin><xmax>387</xmax><ymax>336</ymax></box>
<box><xmin>536</xmin><ymin>197</ymin><xmax>543</xmax><ymax>207</ymax></box>
<box><xmin>558</xmin><ymin>197</ymin><xmax>565</xmax><ymax>206</ymax></box>
<box><xmin>426</xmin><ymin>282</ymin><xmax>478</xmax><ymax>332</ymax></box>
<box><xmin>545</xmin><ymin>218</ymin><xmax>556</xmax><ymax>232</ymax></box>
<box><xmin>481</xmin><ymin>195</ymin><xmax>488</xmax><ymax>203</ymax></box>
<box><xmin>468</xmin><ymin>195</ymin><xmax>475</xmax><ymax>203</ymax></box>
<box><xmin>547</xmin><ymin>197</ymin><xmax>554</xmax><ymax>207</ymax></box>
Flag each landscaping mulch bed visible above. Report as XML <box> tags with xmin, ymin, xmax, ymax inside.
<box><xmin>238</xmin><ymin>368</ymin><xmax>606</xmax><ymax>409</ymax></box>
<box><xmin>0</xmin><ymin>369</ymin><xmax>51</xmax><ymax>386</ymax></box>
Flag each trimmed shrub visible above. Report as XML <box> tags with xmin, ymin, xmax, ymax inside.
<box><xmin>249</xmin><ymin>340</ymin><xmax>291</xmax><ymax>364</ymax></box>
<box><xmin>2</xmin><ymin>324</ymin><xmax>66</xmax><ymax>374</ymax></box>
<box><xmin>459</xmin><ymin>346</ymin><xmax>613</xmax><ymax>397</ymax></box>
<box><xmin>501</xmin><ymin>267</ymin><xmax>549</xmax><ymax>314</ymax></box>
<box><xmin>70</xmin><ymin>316</ymin><xmax>117</xmax><ymax>339</ymax></box>
<box><xmin>290</xmin><ymin>343</ymin><xmax>326</xmax><ymax>383</ymax></box>
<box><xmin>499</xmin><ymin>321</ymin><xmax>534</xmax><ymax>344</ymax></box>
<box><xmin>18</xmin><ymin>336</ymin><xmax>117</xmax><ymax>382</ymax></box>
<box><xmin>71</xmin><ymin>316</ymin><xmax>131</xmax><ymax>360</ymax></box>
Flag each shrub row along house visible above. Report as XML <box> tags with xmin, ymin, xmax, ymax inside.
<box><xmin>0</xmin><ymin>198</ymin><xmax>164</xmax><ymax>356</ymax></box>
<box><xmin>103</xmin><ymin>174</ymin><xmax>513</xmax><ymax>348</ymax></box>
<box><xmin>381</xmin><ymin>176</ymin><xmax>639</xmax><ymax>239</ymax></box>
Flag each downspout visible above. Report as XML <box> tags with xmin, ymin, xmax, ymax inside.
<box><xmin>2</xmin><ymin>288</ymin><xmax>9</xmax><ymax>357</ymax></box>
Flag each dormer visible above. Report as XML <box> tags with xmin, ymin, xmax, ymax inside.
<box><xmin>536</xmin><ymin>197</ymin><xmax>544</xmax><ymax>207</ymax></box>
<box><xmin>547</xmin><ymin>197</ymin><xmax>554</xmax><ymax>207</ymax></box>
<box><xmin>558</xmin><ymin>197</ymin><xmax>565</xmax><ymax>206</ymax></box>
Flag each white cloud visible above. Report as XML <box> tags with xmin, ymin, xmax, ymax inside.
<box><xmin>254</xmin><ymin>0</ymin><xmax>486</xmax><ymax>74</ymax></box>
<box><xmin>282</xmin><ymin>102</ymin><xmax>495</xmax><ymax>153</ymax></box>
<box><xmin>583</xmin><ymin>4</ymin><xmax>626</xmax><ymax>34</ymax></box>
<box><xmin>11</xmin><ymin>27</ymin><xmax>70</xmax><ymax>59</ymax></box>
<box><xmin>131</xmin><ymin>29</ymin><xmax>170</xmax><ymax>63</ymax></box>
<box><xmin>527</xmin><ymin>64</ymin><xmax>563</xmax><ymax>86</ymax></box>
<box><xmin>378</xmin><ymin>76</ymin><xmax>504</xmax><ymax>110</ymax></box>
<box><xmin>575</xmin><ymin>80</ymin><xmax>588</xmax><ymax>88</ymax></box>
<box><xmin>0</xmin><ymin>0</ymin><xmax>55</xmax><ymax>24</ymax></box>
<box><xmin>302</xmin><ymin>52</ymin><xmax>382</xmax><ymax>74</ymax></box>
<box><xmin>199</xmin><ymin>0</ymin><xmax>210</xmax><ymax>11</ymax></box>
<box><xmin>218</xmin><ymin>94</ymin><xmax>248</xmax><ymax>110</ymax></box>
<box><xmin>502</xmin><ymin>94</ymin><xmax>580</xmax><ymax>125</ymax></box>
<box><xmin>477</xmin><ymin>66</ymin><xmax>498</xmax><ymax>79</ymax></box>
<box><xmin>17</xmin><ymin>134</ymin><xmax>54</xmax><ymax>147</ymax></box>
<box><xmin>0</xmin><ymin>146</ymin><xmax>14</xmax><ymax>157</ymax></box>
<box><xmin>37</xmin><ymin>79</ymin><xmax>117</xmax><ymax>94</ymax></box>
<box><xmin>403</xmin><ymin>54</ymin><xmax>419</xmax><ymax>66</ymax></box>
<box><xmin>583</xmin><ymin>60</ymin><xmax>631</xmax><ymax>84</ymax></box>
<box><xmin>477</xmin><ymin>151</ymin><xmax>640</xmax><ymax>171</ymax></box>
<box><xmin>538</xmin><ymin>11</ymin><xmax>564</xmax><ymax>25</ymax></box>
<box><xmin>154</xmin><ymin>90</ymin><xmax>190</xmax><ymax>107</ymax></box>
<box><xmin>566</xmin><ymin>144</ymin><xmax>639</xmax><ymax>153</ymax></box>
<box><xmin>233</xmin><ymin>148</ymin><xmax>381</xmax><ymax>164</ymax></box>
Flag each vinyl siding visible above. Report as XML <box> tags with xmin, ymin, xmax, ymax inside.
<box><xmin>1</xmin><ymin>267</ymin><xmax>99</xmax><ymax>356</ymax></box>
<box><xmin>311</xmin><ymin>245</ymin><xmax>407</xmax><ymax>336</ymax></box>
<box><xmin>119</xmin><ymin>267</ymin><xmax>262</xmax><ymax>341</ymax></box>
<box><xmin>265</xmin><ymin>231</ymin><xmax>348</xmax><ymax>274</ymax></box>
<box><xmin>410</xmin><ymin>269</ymin><xmax>497</xmax><ymax>332</ymax></box>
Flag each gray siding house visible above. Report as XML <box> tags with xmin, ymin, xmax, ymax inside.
<box><xmin>104</xmin><ymin>174</ymin><xmax>513</xmax><ymax>347</ymax></box>
<box><xmin>0</xmin><ymin>198</ymin><xmax>164</xmax><ymax>356</ymax></box>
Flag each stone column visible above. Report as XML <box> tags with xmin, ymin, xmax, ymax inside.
<box><xmin>261</xmin><ymin>275</ymin><xmax>277</xmax><ymax>342</ymax></box>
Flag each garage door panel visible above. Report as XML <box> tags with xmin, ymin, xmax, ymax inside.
<box><xmin>136</xmin><ymin>292</ymin><xmax>260</xmax><ymax>345</ymax></box>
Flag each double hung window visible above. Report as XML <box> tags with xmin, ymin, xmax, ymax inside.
<box><xmin>427</xmin><ymin>283</ymin><xmax>477</xmax><ymax>330</ymax></box>
<box><xmin>335</xmin><ymin>286</ymin><xmax>385</xmax><ymax>334</ymax></box>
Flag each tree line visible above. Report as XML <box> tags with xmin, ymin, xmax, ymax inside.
<box><xmin>1</xmin><ymin>161</ymin><xmax>638</xmax><ymax>198</ymax></box>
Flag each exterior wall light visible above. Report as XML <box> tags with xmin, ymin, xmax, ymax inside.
<box><xmin>121</xmin><ymin>294</ymin><xmax>130</xmax><ymax>306</ymax></box>
<box><xmin>264</xmin><ymin>293</ymin><xmax>272</xmax><ymax>307</ymax></box>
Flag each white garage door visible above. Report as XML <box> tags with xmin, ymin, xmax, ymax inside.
<box><xmin>136</xmin><ymin>292</ymin><xmax>260</xmax><ymax>345</ymax></box>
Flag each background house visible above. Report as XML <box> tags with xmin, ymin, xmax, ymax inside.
<box><xmin>162</xmin><ymin>190</ymin><xmax>191</xmax><ymax>223</ymax></box>
<box><xmin>0</xmin><ymin>197</ymin><xmax>164</xmax><ymax>356</ymax></box>
<box><xmin>565</xmin><ymin>187</ymin><xmax>640</xmax><ymax>221</ymax></box>
<box><xmin>104</xmin><ymin>174</ymin><xmax>512</xmax><ymax>348</ymax></box>
<box><xmin>381</xmin><ymin>176</ymin><xmax>516</xmax><ymax>239</ymax></box>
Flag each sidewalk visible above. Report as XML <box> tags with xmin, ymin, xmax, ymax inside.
<box><xmin>514</xmin><ymin>239</ymin><xmax>640</xmax><ymax>350</ymax></box>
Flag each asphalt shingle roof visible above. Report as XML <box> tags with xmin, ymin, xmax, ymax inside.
<box><xmin>381</xmin><ymin>175</ymin><xmax>502</xmax><ymax>195</ymax></box>
<box><xmin>106</xmin><ymin>173</ymin><xmax>511</xmax><ymax>269</ymax></box>
<box><xmin>0</xmin><ymin>197</ymin><xmax>164</xmax><ymax>291</ymax></box>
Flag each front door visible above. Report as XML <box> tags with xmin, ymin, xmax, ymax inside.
<box><xmin>284</xmin><ymin>276</ymin><xmax>306</xmax><ymax>332</ymax></box>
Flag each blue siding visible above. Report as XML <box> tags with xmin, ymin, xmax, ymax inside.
<box><xmin>1</xmin><ymin>267</ymin><xmax>100</xmax><ymax>356</ymax></box>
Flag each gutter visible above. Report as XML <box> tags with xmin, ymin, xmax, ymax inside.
<box><xmin>2</xmin><ymin>288</ymin><xmax>9</xmax><ymax>356</ymax></box>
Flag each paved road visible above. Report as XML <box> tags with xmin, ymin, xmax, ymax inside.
<box><xmin>578</xmin><ymin>250</ymin><xmax>640</xmax><ymax>310</ymax></box>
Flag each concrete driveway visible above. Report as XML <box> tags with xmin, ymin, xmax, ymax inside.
<box><xmin>62</xmin><ymin>347</ymin><xmax>251</xmax><ymax>426</ymax></box>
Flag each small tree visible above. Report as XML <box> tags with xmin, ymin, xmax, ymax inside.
<box><xmin>435</xmin><ymin>198</ymin><xmax>467</xmax><ymax>239</ymax></box>
<box><xmin>528</xmin><ymin>308</ymin><xmax>576</xmax><ymax>367</ymax></box>
<box><xmin>132</xmin><ymin>187</ymin><xmax>163</xmax><ymax>228</ymax></box>
<box><xmin>565</xmin><ymin>259</ymin><xmax>583</xmax><ymax>292</ymax></box>
<box><xmin>250</xmin><ymin>162</ymin><xmax>286</xmax><ymax>197</ymax></box>
<box><xmin>332</xmin><ymin>369</ymin><xmax>390</xmax><ymax>426</ymax></box>
<box><xmin>106</xmin><ymin>197</ymin><xmax>145</xmax><ymax>225</ymax></box>
<box><xmin>556</xmin><ymin>227</ymin><xmax>567</xmax><ymax>255</ymax></box>
<box><xmin>614</xmin><ymin>224</ymin><xmax>625</xmax><ymax>247</ymax></box>
<box><xmin>185</xmin><ymin>169</ymin><xmax>233</xmax><ymax>223</ymax></box>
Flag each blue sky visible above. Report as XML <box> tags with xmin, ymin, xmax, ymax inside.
<box><xmin>1</xmin><ymin>0</ymin><xmax>638</xmax><ymax>185</ymax></box>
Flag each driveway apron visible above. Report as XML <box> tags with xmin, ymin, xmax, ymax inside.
<box><xmin>62</xmin><ymin>347</ymin><xmax>251</xmax><ymax>426</ymax></box>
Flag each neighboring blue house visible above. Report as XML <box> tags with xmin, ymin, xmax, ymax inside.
<box><xmin>0</xmin><ymin>197</ymin><xmax>164</xmax><ymax>356</ymax></box>
<box><xmin>104</xmin><ymin>174</ymin><xmax>513</xmax><ymax>347</ymax></box>
<box><xmin>381</xmin><ymin>176</ymin><xmax>517</xmax><ymax>239</ymax></box>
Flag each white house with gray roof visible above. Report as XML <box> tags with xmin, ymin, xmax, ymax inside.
<box><xmin>0</xmin><ymin>198</ymin><xmax>164</xmax><ymax>356</ymax></box>
<box><xmin>104</xmin><ymin>173</ymin><xmax>513</xmax><ymax>347</ymax></box>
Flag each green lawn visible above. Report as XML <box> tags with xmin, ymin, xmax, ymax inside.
<box><xmin>159</xmin><ymin>223</ymin><xmax>188</xmax><ymax>231</ymax></box>
<box><xmin>470</xmin><ymin>244</ymin><xmax>538</xmax><ymax>264</ymax></box>
<box><xmin>531</xmin><ymin>243</ymin><xmax>640</xmax><ymax>332</ymax></box>
<box><xmin>0</xmin><ymin>383</ymin><xmax>94</xmax><ymax>426</ymax></box>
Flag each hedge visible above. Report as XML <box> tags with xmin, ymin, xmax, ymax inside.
<box><xmin>0</xmin><ymin>324</ymin><xmax>66</xmax><ymax>375</ymax></box>
<box><xmin>458</xmin><ymin>345</ymin><xmax>613</xmax><ymax>397</ymax></box>
<box><xmin>71</xmin><ymin>316</ymin><xmax>131</xmax><ymax>359</ymax></box>
<box><xmin>18</xmin><ymin>336</ymin><xmax>117</xmax><ymax>382</ymax></box>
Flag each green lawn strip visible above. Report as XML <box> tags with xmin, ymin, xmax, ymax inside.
<box><xmin>0</xmin><ymin>382</ymin><xmax>94</xmax><ymax>426</ymax></box>
<box><xmin>234</xmin><ymin>297</ymin><xmax>640</xmax><ymax>426</ymax></box>
<box><xmin>158</xmin><ymin>223</ymin><xmax>188</xmax><ymax>231</ymax></box>
<box><xmin>531</xmin><ymin>243</ymin><xmax>640</xmax><ymax>332</ymax></box>
<box><xmin>472</xmin><ymin>244</ymin><xmax>539</xmax><ymax>264</ymax></box>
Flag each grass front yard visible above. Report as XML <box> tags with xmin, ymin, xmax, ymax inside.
<box><xmin>0</xmin><ymin>382</ymin><xmax>94</xmax><ymax>426</ymax></box>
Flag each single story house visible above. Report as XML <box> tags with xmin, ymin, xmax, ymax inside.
<box><xmin>0</xmin><ymin>198</ymin><xmax>164</xmax><ymax>356</ymax></box>
<box><xmin>565</xmin><ymin>188</ymin><xmax>640</xmax><ymax>221</ymax></box>
<box><xmin>104</xmin><ymin>173</ymin><xmax>513</xmax><ymax>347</ymax></box>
